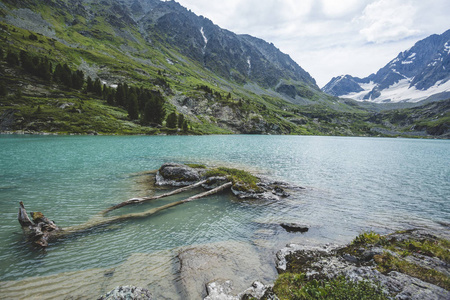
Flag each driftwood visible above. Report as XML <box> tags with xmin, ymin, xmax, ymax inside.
<box><xmin>18</xmin><ymin>182</ymin><xmax>232</xmax><ymax>247</ymax></box>
<box><xmin>101</xmin><ymin>179</ymin><xmax>208</xmax><ymax>215</ymax></box>
<box><xmin>18</xmin><ymin>201</ymin><xmax>61</xmax><ymax>247</ymax></box>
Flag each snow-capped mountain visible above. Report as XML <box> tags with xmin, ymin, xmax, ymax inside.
<box><xmin>323</xmin><ymin>29</ymin><xmax>450</xmax><ymax>103</ymax></box>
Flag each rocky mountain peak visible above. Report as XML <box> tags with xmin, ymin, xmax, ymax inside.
<box><xmin>323</xmin><ymin>29</ymin><xmax>450</xmax><ymax>103</ymax></box>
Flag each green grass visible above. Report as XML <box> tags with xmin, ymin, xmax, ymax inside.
<box><xmin>204</xmin><ymin>167</ymin><xmax>261</xmax><ymax>192</ymax></box>
<box><xmin>273</xmin><ymin>273</ymin><xmax>389</xmax><ymax>300</ymax></box>
<box><xmin>351</xmin><ymin>231</ymin><xmax>387</xmax><ymax>247</ymax></box>
<box><xmin>374</xmin><ymin>251</ymin><xmax>450</xmax><ymax>290</ymax></box>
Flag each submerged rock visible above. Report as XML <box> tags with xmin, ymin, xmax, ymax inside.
<box><xmin>280</xmin><ymin>223</ymin><xmax>309</xmax><ymax>233</ymax></box>
<box><xmin>98</xmin><ymin>286</ymin><xmax>153</xmax><ymax>300</ymax></box>
<box><xmin>177</xmin><ymin>241</ymin><xmax>278</xmax><ymax>299</ymax></box>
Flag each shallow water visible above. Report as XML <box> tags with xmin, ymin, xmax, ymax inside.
<box><xmin>0</xmin><ymin>135</ymin><xmax>449</xmax><ymax>298</ymax></box>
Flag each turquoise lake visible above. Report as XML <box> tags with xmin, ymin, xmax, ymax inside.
<box><xmin>0</xmin><ymin>135</ymin><xmax>449</xmax><ymax>297</ymax></box>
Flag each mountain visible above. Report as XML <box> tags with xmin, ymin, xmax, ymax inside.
<box><xmin>0</xmin><ymin>0</ymin><xmax>448</xmax><ymax>138</ymax></box>
<box><xmin>323</xmin><ymin>29</ymin><xmax>450</xmax><ymax>103</ymax></box>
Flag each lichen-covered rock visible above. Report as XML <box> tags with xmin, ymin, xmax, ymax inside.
<box><xmin>98</xmin><ymin>286</ymin><xmax>153</xmax><ymax>300</ymax></box>
<box><xmin>156</xmin><ymin>163</ymin><xmax>202</xmax><ymax>186</ymax></box>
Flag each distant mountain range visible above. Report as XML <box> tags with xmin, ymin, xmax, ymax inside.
<box><xmin>323</xmin><ymin>29</ymin><xmax>450</xmax><ymax>103</ymax></box>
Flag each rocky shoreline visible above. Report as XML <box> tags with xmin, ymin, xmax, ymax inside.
<box><xmin>95</xmin><ymin>229</ymin><xmax>449</xmax><ymax>300</ymax></box>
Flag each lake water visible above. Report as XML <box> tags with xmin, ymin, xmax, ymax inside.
<box><xmin>0</xmin><ymin>135</ymin><xmax>449</xmax><ymax>298</ymax></box>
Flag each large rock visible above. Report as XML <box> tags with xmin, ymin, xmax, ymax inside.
<box><xmin>156</xmin><ymin>163</ymin><xmax>202</xmax><ymax>186</ymax></box>
<box><xmin>177</xmin><ymin>241</ymin><xmax>278</xmax><ymax>299</ymax></box>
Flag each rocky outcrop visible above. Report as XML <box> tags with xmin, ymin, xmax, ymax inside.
<box><xmin>276</xmin><ymin>230</ymin><xmax>450</xmax><ymax>300</ymax></box>
<box><xmin>155</xmin><ymin>163</ymin><xmax>300</xmax><ymax>201</ymax></box>
<box><xmin>204</xmin><ymin>280</ymin><xmax>277</xmax><ymax>300</ymax></box>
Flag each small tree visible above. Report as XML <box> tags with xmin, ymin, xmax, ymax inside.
<box><xmin>166</xmin><ymin>112</ymin><xmax>177</xmax><ymax>129</ymax></box>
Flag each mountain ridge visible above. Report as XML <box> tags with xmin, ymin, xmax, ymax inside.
<box><xmin>323</xmin><ymin>29</ymin><xmax>450</xmax><ymax>103</ymax></box>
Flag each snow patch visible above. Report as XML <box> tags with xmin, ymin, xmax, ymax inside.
<box><xmin>341</xmin><ymin>81</ymin><xmax>376</xmax><ymax>100</ymax></box>
<box><xmin>342</xmin><ymin>78</ymin><xmax>450</xmax><ymax>103</ymax></box>
<box><xmin>407</xmin><ymin>53</ymin><xmax>416</xmax><ymax>59</ymax></box>
<box><xmin>200</xmin><ymin>27</ymin><xmax>208</xmax><ymax>54</ymax></box>
<box><xmin>444</xmin><ymin>42</ymin><xmax>450</xmax><ymax>55</ymax></box>
<box><xmin>200</xmin><ymin>27</ymin><xmax>208</xmax><ymax>45</ymax></box>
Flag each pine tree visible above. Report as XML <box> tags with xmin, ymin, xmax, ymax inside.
<box><xmin>177</xmin><ymin>114</ymin><xmax>184</xmax><ymax>129</ymax></box>
<box><xmin>86</xmin><ymin>76</ymin><xmax>93</xmax><ymax>93</ymax></box>
<box><xmin>72</xmin><ymin>70</ymin><xmax>84</xmax><ymax>90</ymax></box>
<box><xmin>143</xmin><ymin>94</ymin><xmax>166</xmax><ymax>125</ymax></box>
<box><xmin>127</xmin><ymin>93</ymin><xmax>139</xmax><ymax>120</ymax></box>
<box><xmin>182</xmin><ymin>120</ymin><xmax>189</xmax><ymax>132</ymax></box>
<box><xmin>93</xmin><ymin>78</ymin><xmax>102</xmax><ymax>97</ymax></box>
<box><xmin>115</xmin><ymin>83</ymin><xmax>125</xmax><ymax>107</ymax></box>
<box><xmin>0</xmin><ymin>48</ymin><xmax>3</xmax><ymax>60</ymax></box>
<box><xmin>166</xmin><ymin>112</ymin><xmax>177</xmax><ymax>128</ymax></box>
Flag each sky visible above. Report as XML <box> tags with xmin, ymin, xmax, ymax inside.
<box><xmin>173</xmin><ymin>0</ymin><xmax>450</xmax><ymax>87</ymax></box>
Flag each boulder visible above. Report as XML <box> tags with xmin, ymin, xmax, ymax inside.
<box><xmin>155</xmin><ymin>163</ymin><xmax>202</xmax><ymax>186</ymax></box>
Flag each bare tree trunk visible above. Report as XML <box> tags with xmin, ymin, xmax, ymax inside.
<box><xmin>18</xmin><ymin>182</ymin><xmax>233</xmax><ymax>246</ymax></box>
<box><xmin>101</xmin><ymin>179</ymin><xmax>208</xmax><ymax>215</ymax></box>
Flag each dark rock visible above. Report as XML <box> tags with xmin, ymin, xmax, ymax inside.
<box><xmin>280</xmin><ymin>223</ymin><xmax>309</xmax><ymax>233</ymax></box>
<box><xmin>272</xmin><ymin>186</ymin><xmax>289</xmax><ymax>197</ymax></box>
<box><xmin>156</xmin><ymin>163</ymin><xmax>202</xmax><ymax>186</ymax></box>
<box><xmin>342</xmin><ymin>253</ymin><xmax>359</xmax><ymax>264</ymax></box>
<box><xmin>98</xmin><ymin>286</ymin><xmax>153</xmax><ymax>300</ymax></box>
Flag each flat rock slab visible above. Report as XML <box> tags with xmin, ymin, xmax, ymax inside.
<box><xmin>177</xmin><ymin>240</ymin><xmax>278</xmax><ymax>299</ymax></box>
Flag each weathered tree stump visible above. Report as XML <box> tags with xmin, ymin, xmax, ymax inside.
<box><xmin>18</xmin><ymin>201</ymin><xmax>61</xmax><ymax>247</ymax></box>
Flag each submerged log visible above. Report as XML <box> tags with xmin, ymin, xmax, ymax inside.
<box><xmin>65</xmin><ymin>182</ymin><xmax>233</xmax><ymax>234</ymax></box>
<box><xmin>18</xmin><ymin>182</ymin><xmax>233</xmax><ymax>247</ymax></box>
<box><xmin>102</xmin><ymin>179</ymin><xmax>208</xmax><ymax>215</ymax></box>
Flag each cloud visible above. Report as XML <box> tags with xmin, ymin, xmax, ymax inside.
<box><xmin>174</xmin><ymin>0</ymin><xmax>449</xmax><ymax>86</ymax></box>
<box><xmin>357</xmin><ymin>0</ymin><xmax>420</xmax><ymax>43</ymax></box>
